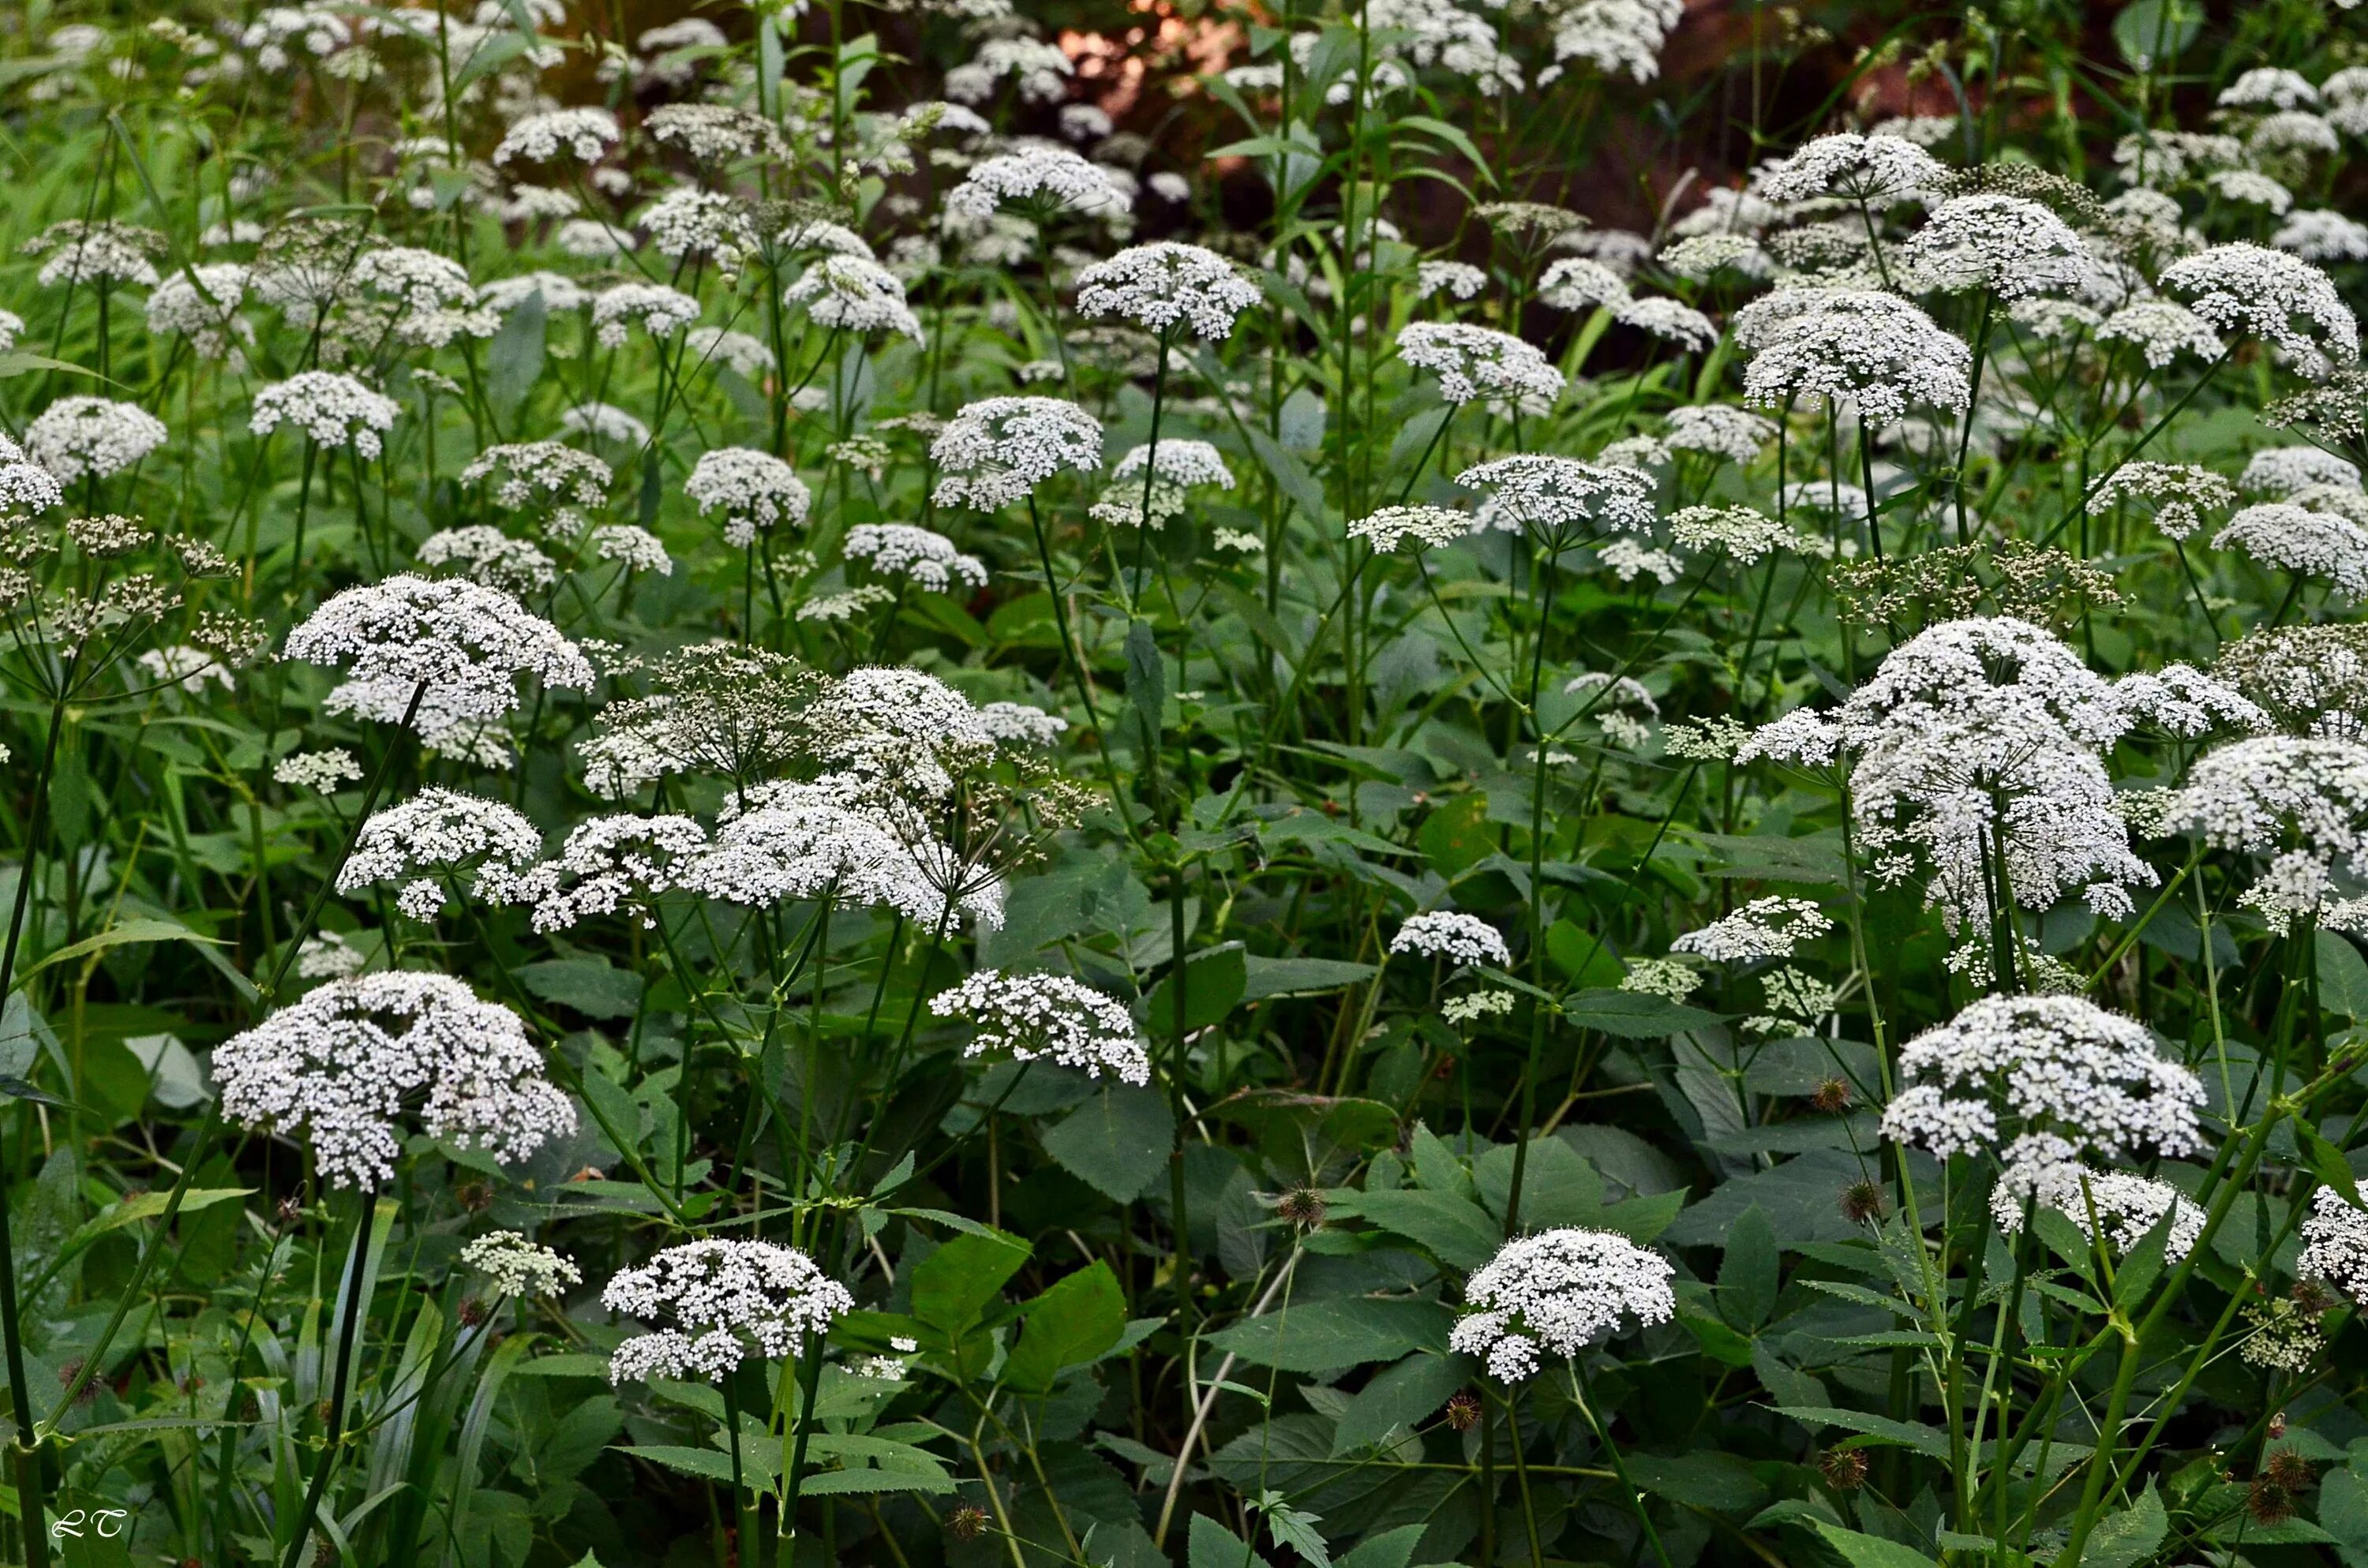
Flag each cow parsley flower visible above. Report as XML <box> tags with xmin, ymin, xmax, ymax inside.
<box><xmin>930</xmin><ymin>970</ymin><xmax>1149</xmax><ymax>1083</ymax></box>
<box><xmin>2301</xmin><ymin>1188</ymin><xmax>2368</xmax><ymax>1306</ymax></box>
<box><xmin>1396</xmin><ymin>323</ymin><xmax>1565</xmax><ymax>408</ymax></box>
<box><xmin>1902</xmin><ymin>194</ymin><xmax>2092</xmax><ymax>298</ymax></box>
<box><xmin>590</xmin><ymin>282</ymin><xmax>701</xmax><ymax>348</ymax></box>
<box><xmin>946</xmin><ymin>146</ymin><xmax>1130</xmax><ymax>222</ymax></box>
<box><xmin>137</xmin><ymin>646</ymin><xmax>231</xmax><ymax>694</ymax></box>
<box><xmin>212</xmin><ymin>971</ymin><xmax>575</xmax><ymax>1189</ymax></box>
<box><xmin>604</xmin><ymin>1241</ymin><xmax>852</xmax><ymax>1384</ymax></box>
<box><xmin>685</xmin><ymin>327</ymin><xmax>777</xmax><ymax>379</ymax></box>
<box><xmin>1664</xmin><ymin>406</ymin><xmax>1775</xmax><ymax>464</ymax></box>
<box><xmin>685</xmin><ymin>448</ymin><xmax>812</xmax><ymax>547</ymax></box>
<box><xmin>1614</xmin><ymin>296</ymin><xmax>1718</xmax><ymax>351</ymax></box>
<box><xmin>931</xmin><ymin>397</ymin><xmax>1103</xmax><ymax>510</ymax></box>
<box><xmin>1546</xmin><ymin>0</ymin><xmax>1682</xmax><ymax>83</ymax></box>
<box><xmin>1989</xmin><ymin>1149</ymin><xmax>2203</xmax><ymax>1261</ymax></box>
<box><xmin>464</xmin><ymin>1232</ymin><xmax>582</xmax><ymax>1297</ymax></box>
<box><xmin>1390</xmin><ymin>910</ymin><xmax>1512</xmax><ymax>966</ymax></box>
<box><xmin>2242</xmin><ymin>446</ymin><xmax>2362</xmax><ymax>497</ymax></box>
<box><xmin>1348</xmin><ymin>505</ymin><xmax>1472</xmax><ymax>552</ymax></box>
<box><xmin>1734</xmin><ymin>289</ymin><xmax>1973</xmax><ymax>427</ymax></box>
<box><xmin>2221</xmin><ymin>67</ymin><xmax>2318</xmax><ymax>110</ymax></box>
<box><xmin>2085</xmin><ymin>462</ymin><xmax>2235</xmax><ymax>542</ymax></box>
<box><xmin>417</xmin><ymin>526</ymin><xmax>556</xmax><ymax>594</ymax></box>
<box><xmin>1456</xmin><ymin>455</ymin><xmax>1655</xmax><ymax>537</ymax></box>
<box><xmin>145</xmin><ymin>264</ymin><xmax>254</xmax><ymax>362</ymax></box>
<box><xmin>2160</xmin><ymin>242</ymin><xmax>2359</xmax><ymax>365</ymax></box>
<box><xmin>26</xmin><ymin>397</ymin><xmax>170</xmax><ymax>482</ymax></box>
<box><xmin>1448</xmin><ymin>1229</ymin><xmax>1677</xmax><ymax>1382</ymax></box>
<box><xmin>1671</xmin><ymin>896</ymin><xmax>1830</xmax><ymax>962</ymax></box>
<box><xmin>558</xmin><ymin>403</ymin><xmax>650</xmax><ymax>447</ymax></box>
<box><xmin>2213</xmin><ymin>502</ymin><xmax>2368</xmax><ymax>597</ymax></box>
<box><xmin>1753</xmin><ymin>133</ymin><xmax>1946</xmax><ymax>205</ymax></box>
<box><xmin>461</xmin><ymin>442</ymin><xmax>612</xmax><ymax>511</ymax></box>
<box><xmin>2095</xmin><ymin>301</ymin><xmax>2227</xmax><ymax>369</ymax></box>
<box><xmin>637</xmin><ymin>187</ymin><xmax>759</xmax><ymax>268</ymax></box>
<box><xmin>2160</xmin><ymin>735</ymin><xmax>2368</xmax><ymax>930</ymax></box>
<box><xmin>285</xmin><ymin>575</ymin><xmax>593</xmax><ymax>750</ymax></box>
<box><xmin>646</xmin><ymin>103</ymin><xmax>786</xmax><ymax>163</ymax></box>
<box><xmin>2216</xmin><ymin>624</ymin><xmax>2368</xmax><ymax>732</ymax></box>
<box><xmin>1538</xmin><ymin>258</ymin><xmax>1631</xmax><ymax>312</ymax></box>
<box><xmin>1075</xmin><ymin>241</ymin><xmax>1264</xmax><ymax>339</ymax></box>
<box><xmin>588</xmin><ymin>524</ymin><xmax>672</xmax><ymax>575</ymax></box>
<box><xmin>339</xmin><ymin>788</ymin><xmax>545</xmax><ymax>920</ymax></box>
<box><xmin>249</xmin><ymin>372</ymin><xmax>402</xmax><ymax>459</ymax></box>
<box><xmin>1879</xmin><ymin>994</ymin><xmax>2205</xmax><ymax>1165</ymax></box>
<box><xmin>348</xmin><ymin>247</ymin><xmax>497</xmax><ymax>346</ymax></box>
<box><xmin>493</xmin><ymin>106</ymin><xmax>620</xmax><ymax>165</ymax></box>
<box><xmin>1668</xmin><ymin>504</ymin><xmax>1804</xmax><ymax>563</ymax></box>
<box><xmin>844</xmin><ymin>524</ymin><xmax>987</xmax><ymax>592</ymax></box>
<box><xmin>1417</xmin><ymin>260</ymin><xmax>1488</xmax><ymax>301</ymax></box>
<box><xmin>2274</xmin><ymin>209</ymin><xmax>2368</xmax><ymax>264</ymax></box>
<box><xmin>783</xmin><ymin>254</ymin><xmax>924</xmax><ymax>340</ymax></box>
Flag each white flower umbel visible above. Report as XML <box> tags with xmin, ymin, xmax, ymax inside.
<box><xmin>638</xmin><ymin>187</ymin><xmax>759</xmax><ymax>267</ymax></box>
<box><xmin>946</xmin><ymin>145</ymin><xmax>1130</xmax><ymax>222</ymax></box>
<box><xmin>931</xmin><ymin>396</ymin><xmax>1103</xmax><ymax>511</ymax></box>
<box><xmin>1538</xmin><ymin>258</ymin><xmax>1632</xmax><ymax>313</ymax></box>
<box><xmin>2213</xmin><ymin>502</ymin><xmax>2368</xmax><ymax>597</ymax></box>
<box><xmin>1546</xmin><ymin>0</ymin><xmax>1682</xmax><ymax>82</ymax></box>
<box><xmin>518</xmin><ymin>813</ymin><xmax>708</xmax><ymax>931</ymax></box>
<box><xmin>1449</xmin><ymin>1228</ymin><xmax>1677</xmax><ymax>1383</ymax></box>
<box><xmin>557</xmin><ymin>403</ymin><xmax>650</xmax><ymax>447</ymax></box>
<box><xmin>460</xmin><ymin>441</ymin><xmax>613</xmax><ymax>511</ymax></box>
<box><xmin>1879</xmin><ymin>994</ymin><xmax>2205</xmax><ymax>1164</ymax></box>
<box><xmin>1664</xmin><ymin>406</ymin><xmax>1775</xmax><ymax>465</ymax></box>
<box><xmin>1348</xmin><ymin>505</ymin><xmax>1473</xmax><ymax>552</ymax></box>
<box><xmin>686</xmin><ymin>448</ymin><xmax>813</xmax><ymax>548</ymax></box>
<box><xmin>212</xmin><ymin>971</ymin><xmax>575</xmax><ymax>1189</ymax></box>
<box><xmin>137</xmin><ymin>646</ymin><xmax>231</xmax><ymax>694</ymax></box>
<box><xmin>930</xmin><ymin>970</ymin><xmax>1150</xmax><ymax>1084</ymax></box>
<box><xmin>1417</xmin><ymin>260</ymin><xmax>1488</xmax><ymax>301</ymax></box>
<box><xmin>588</xmin><ymin>524</ymin><xmax>673</xmax><ymax>575</ymax></box>
<box><xmin>1396</xmin><ymin>323</ymin><xmax>1565</xmax><ymax>408</ymax></box>
<box><xmin>1076</xmin><ymin>241</ymin><xmax>1264</xmax><ymax>339</ymax></box>
<box><xmin>783</xmin><ymin>255</ymin><xmax>924</xmax><ymax>341</ymax></box>
<box><xmin>348</xmin><ymin>247</ymin><xmax>497</xmax><ymax>347</ymax></box>
<box><xmin>493</xmin><ymin>107</ymin><xmax>620</xmax><ymax>165</ymax></box>
<box><xmin>2085</xmin><ymin>462</ymin><xmax>2235</xmax><ymax>542</ymax></box>
<box><xmin>338</xmin><ymin>787</ymin><xmax>545</xmax><ymax>920</ymax></box>
<box><xmin>251</xmin><ymin>372</ymin><xmax>401</xmax><ymax>458</ymax></box>
<box><xmin>284</xmin><ymin>575</ymin><xmax>593</xmax><ymax>749</ymax></box>
<box><xmin>26</xmin><ymin>397</ymin><xmax>170</xmax><ymax>482</ymax></box>
<box><xmin>1989</xmin><ymin>1148</ymin><xmax>2204</xmax><ymax>1261</ymax></box>
<box><xmin>645</xmin><ymin>103</ymin><xmax>787</xmax><ymax>163</ymax></box>
<box><xmin>1456</xmin><ymin>455</ymin><xmax>1655</xmax><ymax>537</ymax></box>
<box><xmin>1752</xmin><ymin>132</ymin><xmax>1946</xmax><ymax>205</ymax></box>
<box><xmin>1390</xmin><ymin>910</ymin><xmax>1512</xmax><ymax>967</ymax></box>
<box><xmin>2241</xmin><ymin>446</ymin><xmax>2362</xmax><ymax>497</ymax></box>
<box><xmin>844</xmin><ymin>524</ymin><xmax>987</xmax><ymax>593</ymax></box>
<box><xmin>463</xmin><ymin>1232</ymin><xmax>582</xmax><ymax>1297</ymax></box>
<box><xmin>1902</xmin><ymin>194</ymin><xmax>2093</xmax><ymax>299</ymax></box>
<box><xmin>2300</xmin><ymin>1188</ymin><xmax>2368</xmax><ymax>1306</ymax></box>
<box><xmin>1669</xmin><ymin>504</ymin><xmax>1808</xmax><ymax>563</ymax></box>
<box><xmin>1734</xmin><ymin>289</ymin><xmax>1973</xmax><ymax>428</ymax></box>
<box><xmin>590</xmin><ymin>282</ymin><xmax>701</xmax><ymax>348</ymax></box>
<box><xmin>1613</xmin><ymin>297</ymin><xmax>1718</xmax><ymax>352</ymax></box>
<box><xmin>686</xmin><ymin>327</ymin><xmax>777</xmax><ymax>379</ymax></box>
<box><xmin>2160</xmin><ymin>735</ymin><xmax>2368</xmax><ymax>930</ymax></box>
<box><xmin>145</xmin><ymin>263</ymin><xmax>253</xmax><ymax>362</ymax></box>
<box><xmin>275</xmin><ymin>748</ymin><xmax>362</xmax><ymax>791</ymax></box>
<box><xmin>417</xmin><ymin>526</ymin><xmax>556</xmax><ymax>594</ymax></box>
<box><xmin>603</xmin><ymin>1240</ymin><xmax>853</xmax><ymax>1384</ymax></box>
<box><xmin>1671</xmin><ymin>896</ymin><xmax>1830</xmax><ymax>962</ymax></box>
<box><xmin>980</xmin><ymin>702</ymin><xmax>1066</xmax><ymax>746</ymax></box>
<box><xmin>2160</xmin><ymin>242</ymin><xmax>2359</xmax><ymax>365</ymax></box>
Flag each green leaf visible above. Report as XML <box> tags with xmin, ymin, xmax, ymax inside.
<box><xmin>518</xmin><ymin>959</ymin><xmax>643</xmax><ymax>1020</ymax></box>
<box><xmin>1809</xmin><ymin>1521</ymin><xmax>1942</xmax><ymax>1568</ymax></box>
<box><xmin>1244</xmin><ymin>425</ymin><xmax>1328</xmax><ymax>525</ymax></box>
<box><xmin>1771</xmin><ymin>1406</ymin><xmax>1950</xmax><ymax>1459</ymax></box>
<box><xmin>1144</xmin><ymin>942</ymin><xmax>1248</xmax><ymax>1034</ymax></box>
<box><xmin>1190</xmin><ymin>1511</ymin><xmax>1277</xmax><ymax>1568</ymax></box>
<box><xmin>2111</xmin><ymin>0</ymin><xmax>2201</xmax><ymax>68</ymax></box>
<box><xmin>1041</xmin><ymin>1086</ymin><xmax>1174</xmax><ymax>1203</ymax></box>
<box><xmin>1718</xmin><ymin>1205</ymin><xmax>1779</xmax><ymax>1330</ymax></box>
<box><xmin>1253</xmin><ymin>1490</ymin><xmax>1332</xmax><ymax>1568</ymax></box>
<box><xmin>2302</xmin><ymin>1120</ymin><xmax>2365</xmax><ymax>1209</ymax></box>
<box><xmin>25</xmin><ymin>918</ymin><xmax>223</xmax><ymax>982</ymax></box>
<box><xmin>1004</xmin><ymin>1261</ymin><xmax>1126</xmax><ymax>1394</ymax></box>
<box><xmin>1329</xmin><ymin>1188</ymin><xmax>1499</xmax><ymax>1270</ymax></box>
<box><xmin>616</xmin><ymin>1445</ymin><xmax>739</xmax><ymax>1484</ymax></box>
<box><xmin>1125</xmin><ymin>622</ymin><xmax>1167</xmax><ymax>743</ymax></box>
<box><xmin>2084</xmin><ymin>1484</ymin><xmax>2168</xmax><ymax>1568</ymax></box>
<box><xmin>0</xmin><ymin>352</ymin><xmax>103</xmax><ymax>382</ymax></box>
<box><xmin>485</xmin><ymin>287</ymin><xmax>547</xmax><ymax>415</ymax></box>
<box><xmin>83</xmin><ymin>1187</ymin><xmax>250</xmax><ymax>1237</ymax></box>
<box><xmin>1331</xmin><ymin>1351</ymin><xmax>1467</xmax><ymax>1454</ymax></box>
<box><xmin>1239</xmin><ymin>956</ymin><xmax>1377</xmax><ymax>1000</ymax></box>
<box><xmin>909</xmin><ymin>1228</ymin><xmax>1030</xmax><ymax>1339</ymax></box>
<box><xmin>1561</xmin><ymin>988</ymin><xmax>1722</xmax><ymax>1038</ymax></box>
<box><xmin>1201</xmin><ymin>1297</ymin><xmax>1453</xmax><ymax>1372</ymax></box>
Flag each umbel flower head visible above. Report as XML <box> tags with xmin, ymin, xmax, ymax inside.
<box><xmin>1075</xmin><ymin>241</ymin><xmax>1265</xmax><ymax>339</ymax></box>
<box><xmin>493</xmin><ymin>107</ymin><xmax>620</xmax><ymax>165</ymax></box>
<box><xmin>1753</xmin><ymin>132</ymin><xmax>1946</xmax><ymax>204</ymax></box>
<box><xmin>783</xmin><ymin>255</ymin><xmax>924</xmax><ymax>342</ymax></box>
<box><xmin>2160</xmin><ymin>735</ymin><xmax>2368</xmax><ymax>931</ymax></box>
<box><xmin>1347</xmin><ymin>505</ymin><xmax>1472</xmax><ymax>552</ymax></box>
<box><xmin>1396</xmin><ymin>323</ymin><xmax>1566</xmax><ymax>408</ymax></box>
<box><xmin>1734</xmin><ymin>289</ymin><xmax>1973</xmax><ymax>428</ymax></box>
<box><xmin>575</xmin><ymin>644</ymin><xmax>828</xmax><ymax>799</ymax></box>
<box><xmin>26</xmin><ymin>397</ymin><xmax>170</xmax><ymax>483</ymax></box>
<box><xmin>1672</xmin><ymin>896</ymin><xmax>1830</xmax><ymax>962</ymax></box>
<box><xmin>930</xmin><ymin>969</ymin><xmax>1151</xmax><ymax>1083</ymax></box>
<box><xmin>603</xmin><ymin>1240</ymin><xmax>854</xmax><ymax>1384</ymax></box>
<box><xmin>1456</xmin><ymin>455</ymin><xmax>1655</xmax><ymax>537</ymax></box>
<box><xmin>1390</xmin><ymin>910</ymin><xmax>1512</xmax><ymax>966</ymax></box>
<box><xmin>945</xmin><ymin>145</ymin><xmax>1130</xmax><ymax>222</ymax></box>
<box><xmin>2085</xmin><ymin>462</ymin><xmax>2235</xmax><ymax>543</ymax></box>
<box><xmin>338</xmin><ymin>788</ymin><xmax>545</xmax><ymax>921</ymax></box>
<box><xmin>931</xmin><ymin>397</ymin><xmax>1103</xmax><ymax>510</ymax></box>
<box><xmin>212</xmin><ymin>971</ymin><xmax>576</xmax><ymax>1189</ymax></box>
<box><xmin>1902</xmin><ymin>193</ymin><xmax>2093</xmax><ymax>299</ymax></box>
<box><xmin>1877</xmin><ymin>994</ymin><xmax>2205</xmax><ymax>1166</ymax></box>
<box><xmin>1989</xmin><ymin>1142</ymin><xmax>2204</xmax><ymax>1262</ymax></box>
<box><xmin>844</xmin><ymin>524</ymin><xmax>987</xmax><ymax>593</ymax></box>
<box><xmin>686</xmin><ymin>449</ymin><xmax>812</xmax><ymax>549</ymax></box>
<box><xmin>2300</xmin><ymin>1188</ymin><xmax>2368</xmax><ymax>1307</ymax></box>
<box><xmin>251</xmin><ymin>372</ymin><xmax>402</xmax><ymax>458</ymax></box>
<box><xmin>2213</xmin><ymin>501</ymin><xmax>2368</xmax><ymax>597</ymax></box>
<box><xmin>459</xmin><ymin>441</ymin><xmax>613</xmax><ymax>513</ymax></box>
<box><xmin>2160</xmin><ymin>242</ymin><xmax>2359</xmax><ymax>366</ymax></box>
<box><xmin>463</xmin><ymin>1232</ymin><xmax>583</xmax><ymax>1297</ymax></box>
<box><xmin>283</xmin><ymin>575</ymin><xmax>594</xmax><ymax>758</ymax></box>
<box><xmin>1448</xmin><ymin>1228</ymin><xmax>1677</xmax><ymax>1382</ymax></box>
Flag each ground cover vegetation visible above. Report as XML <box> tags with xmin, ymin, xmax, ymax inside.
<box><xmin>7</xmin><ymin>0</ymin><xmax>2368</xmax><ymax>1565</ymax></box>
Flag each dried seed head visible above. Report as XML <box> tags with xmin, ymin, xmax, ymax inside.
<box><xmin>1812</xmin><ymin>1079</ymin><xmax>1853</xmax><ymax>1113</ymax></box>
<box><xmin>1819</xmin><ymin>1449</ymin><xmax>1869</xmax><ymax>1491</ymax></box>
<box><xmin>946</xmin><ymin>1506</ymin><xmax>990</xmax><ymax>1542</ymax></box>
<box><xmin>2265</xmin><ymin>1447</ymin><xmax>2315</xmax><ymax>1494</ymax></box>
<box><xmin>1840</xmin><ymin>1180</ymin><xmax>1887</xmax><ymax>1224</ymax></box>
<box><xmin>2249</xmin><ymin>1476</ymin><xmax>2296</xmax><ymax>1527</ymax></box>
<box><xmin>1276</xmin><ymin>1189</ymin><xmax>1328</xmax><ymax>1229</ymax></box>
<box><xmin>458</xmin><ymin>1297</ymin><xmax>489</xmax><ymax>1328</ymax></box>
<box><xmin>1443</xmin><ymin>1391</ymin><xmax>1483</xmax><ymax>1431</ymax></box>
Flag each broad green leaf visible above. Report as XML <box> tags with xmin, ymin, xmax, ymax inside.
<box><xmin>1331</xmin><ymin>1353</ymin><xmax>1467</xmax><ymax>1454</ymax></box>
<box><xmin>1772</xmin><ymin>1406</ymin><xmax>1950</xmax><ymax>1459</ymax></box>
<box><xmin>1190</xmin><ymin>1511</ymin><xmax>1277</xmax><ymax>1568</ymax></box>
<box><xmin>1042</xmin><ymin>1086</ymin><xmax>1174</xmax><ymax>1203</ymax></box>
<box><xmin>1004</xmin><ymin>1261</ymin><xmax>1126</xmax><ymax>1394</ymax></box>
<box><xmin>2084</xmin><ymin>1484</ymin><xmax>2168</xmax><ymax>1568</ymax></box>
<box><xmin>1561</xmin><ymin>988</ymin><xmax>1722</xmax><ymax>1038</ymax></box>
<box><xmin>909</xmin><ymin>1228</ymin><xmax>1030</xmax><ymax>1338</ymax></box>
<box><xmin>25</xmin><ymin>918</ymin><xmax>223</xmax><ymax>982</ymax></box>
<box><xmin>1201</xmin><ymin>1297</ymin><xmax>1452</xmax><ymax>1372</ymax></box>
<box><xmin>1144</xmin><ymin>942</ymin><xmax>1248</xmax><ymax>1034</ymax></box>
<box><xmin>518</xmin><ymin>959</ymin><xmax>643</xmax><ymax>1020</ymax></box>
<box><xmin>485</xmin><ymin>287</ymin><xmax>546</xmax><ymax>415</ymax></box>
<box><xmin>1810</xmin><ymin>1521</ymin><xmax>1942</xmax><ymax>1568</ymax></box>
<box><xmin>2111</xmin><ymin>0</ymin><xmax>2201</xmax><ymax>67</ymax></box>
<box><xmin>1718</xmin><ymin>1205</ymin><xmax>1779</xmax><ymax>1330</ymax></box>
<box><xmin>1329</xmin><ymin>1188</ymin><xmax>1498</xmax><ymax>1270</ymax></box>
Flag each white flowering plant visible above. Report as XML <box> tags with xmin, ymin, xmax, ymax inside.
<box><xmin>9</xmin><ymin>2</ymin><xmax>2368</xmax><ymax>1566</ymax></box>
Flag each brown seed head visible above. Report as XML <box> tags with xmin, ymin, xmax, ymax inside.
<box><xmin>1820</xmin><ymin>1449</ymin><xmax>1869</xmax><ymax>1491</ymax></box>
<box><xmin>1444</xmin><ymin>1391</ymin><xmax>1482</xmax><ymax>1432</ymax></box>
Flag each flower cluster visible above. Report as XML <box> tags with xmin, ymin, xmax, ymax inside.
<box><xmin>1390</xmin><ymin>911</ymin><xmax>1512</xmax><ymax>966</ymax></box>
<box><xmin>930</xmin><ymin>970</ymin><xmax>1151</xmax><ymax>1083</ymax></box>
<box><xmin>603</xmin><ymin>1241</ymin><xmax>853</xmax><ymax>1384</ymax></box>
<box><xmin>1449</xmin><ymin>1229</ymin><xmax>1677</xmax><ymax>1382</ymax></box>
